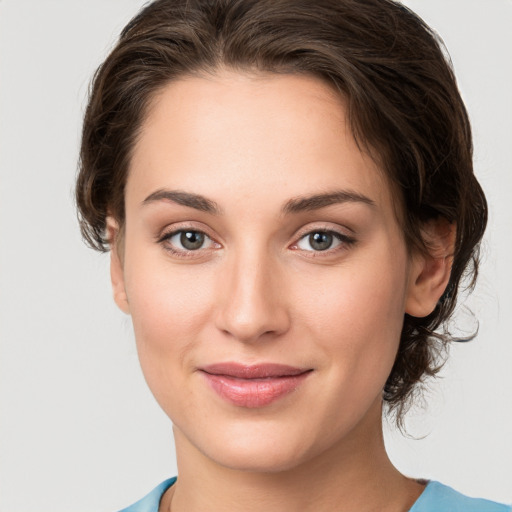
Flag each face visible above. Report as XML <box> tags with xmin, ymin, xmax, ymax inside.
<box><xmin>111</xmin><ymin>71</ymin><xmax>431</xmax><ymax>473</ymax></box>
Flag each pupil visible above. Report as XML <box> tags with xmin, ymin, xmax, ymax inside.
<box><xmin>309</xmin><ymin>232</ymin><xmax>332</xmax><ymax>251</ymax></box>
<box><xmin>180</xmin><ymin>231</ymin><xmax>204</xmax><ymax>250</ymax></box>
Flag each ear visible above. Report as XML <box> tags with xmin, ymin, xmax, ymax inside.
<box><xmin>405</xmin><ymin>218</ymin><xmax>455</xmax><ymax>318</ymax></box>
<box><xmin>106</xmin><ymin>217</ymin><xmax>130</xmax><ymax>315</ymax></box>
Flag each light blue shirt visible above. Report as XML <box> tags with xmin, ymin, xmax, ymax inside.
<box><xmin>118</xmin><ymin>478</ymin><xmax>511</xmax><ymax>512</ymax></box>
<box><xmin>409</xmin><ymin>481</ymin><xmax>510</xmax><ymax>511</ymax></box>
<box><xmin>119</xmin><ymin>478</ymin><xmax>176</xmax><ymax>512</ymax></box>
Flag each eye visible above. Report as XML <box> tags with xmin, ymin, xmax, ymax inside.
<box><xmin>295</xmin><ymin>230</ymin><xmax>353</xmax><ymax>252</ymax></box>
<box><xmin>160</xmin><ymin>229</ymin><xmax>216</xmax><ymax>252</ymax></box>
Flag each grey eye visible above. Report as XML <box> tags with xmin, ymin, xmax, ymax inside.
<box><xmin>309</xmin><ymin>232</ymin><xmax>333</xmax><ymax>251</ymax></box>
<box><xmin>297</xmin><ymin>231</ymin><xmax>342</xmax><ymax>252</ymax></box>
<box><xmin>179</xmin><ymin>231</ymin><xmax>205</xmax><ymax>250</ymax></box>
<box><xmin>164</xmin><ymin>230</ymin><xmax>213</xmax><ymax>251</ymax></box>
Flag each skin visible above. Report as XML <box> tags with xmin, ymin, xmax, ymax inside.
<box><xmin>109</xmin><ymin>71</ymin><xmax>453</xmax><ymax>511</ymax></box>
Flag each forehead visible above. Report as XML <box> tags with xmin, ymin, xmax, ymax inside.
<box><xmin>128</xmin><ymin>70</ymin><xmax>396</xmax><ymax>217</ymax></box>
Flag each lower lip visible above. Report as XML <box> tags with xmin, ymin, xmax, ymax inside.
<box><xmin>201</xmin><ymin>372</ymin><xmax>310</xmax><ymax>408</ymax></box>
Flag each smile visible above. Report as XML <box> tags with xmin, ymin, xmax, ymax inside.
<box><xmin>199</xmin><ymin>363</ymin><xmax>313</xmax><ymax>408</ymax></box>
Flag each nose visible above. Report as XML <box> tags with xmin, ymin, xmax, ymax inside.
<box><xmin>214</xmin><ymin>248</ymin><xmax>291</xmax><ymax>343</ymax></box>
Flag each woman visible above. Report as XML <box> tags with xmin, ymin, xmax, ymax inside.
<box><xmin>75</xmin><ymin>0</ymin><xmax>510</xmax><ymax>510</ymax></box>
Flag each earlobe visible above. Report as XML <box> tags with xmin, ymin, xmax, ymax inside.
<box><xmin>405</xmin><ymin>218</ymin><xmax>455</xmax><ymax>318</ymax></box>
<box><xmin>106</xmin><ymin>217</ymin><xmax>130</xmax><ymax>315</ymax></box>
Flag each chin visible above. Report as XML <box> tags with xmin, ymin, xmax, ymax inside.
<box><xmin>206</xmin><ymin>437</ymin><xmax>312</xmax><ymax>474</ymax></box>
<box><xmin>175</xmin><ymin>415</ymin><xmax>342</xmax><ymax>475</ymax></box>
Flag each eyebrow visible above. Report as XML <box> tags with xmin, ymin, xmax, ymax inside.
<box><xmin>282</xmin><ymin>190</ymin><xmax>376</xmax><ymax>214</ymax></box>
<box><xmin>142</xmin><ymin>189</ymin><xmax>221</xmax><ymax>214</ymax></box>
<box><xmin>142</xmin><ymin>188</ymin><xmax>375</xmax><ymax>215</ymax></box>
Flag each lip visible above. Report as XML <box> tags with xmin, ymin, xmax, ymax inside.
<box><xmin>199</xmin><ymin>363</ymin><xmax>312</xmax><ymax>408</ymax></box>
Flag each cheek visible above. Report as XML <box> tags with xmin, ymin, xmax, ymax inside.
<box><xmin>294</xmin><ymin>248</ymin><xmax>408</xmax><ymax>383</ymax></box>
<box><xmin>299</xmin><ymin>258</ymin><xmax>407</xmax><ymax>328</ymax></box>
<box><xmin>122</xmin><ymin>249</ymin><xmax>217</xmax><ymax>389</ymax></box>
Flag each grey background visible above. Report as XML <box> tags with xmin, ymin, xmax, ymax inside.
<box><xmin>0</xmin><ymin>1</ymin><xmax>511</xmax><ymax>510</ymax></box>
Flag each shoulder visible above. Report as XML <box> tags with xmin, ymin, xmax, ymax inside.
<box><xmin>410</xmin><ymin>481</ymin><xmax>511</xmax><ymax>512</ymax></box>
<box><xmin>116</xmin><ymin>478</ymin><xmax>177</xmax><ymax>512</ymax></box>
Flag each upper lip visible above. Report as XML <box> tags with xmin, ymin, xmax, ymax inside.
<box><xmin>200</xmin><ymin>363</ymin><xmax>311</xmax><ymax>379</ymax></box>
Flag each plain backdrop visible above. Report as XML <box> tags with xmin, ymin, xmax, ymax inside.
<box><xmin>0</xmin><ymin>1</ymin><xmax>511</xmax><ymax>510</ymax></box>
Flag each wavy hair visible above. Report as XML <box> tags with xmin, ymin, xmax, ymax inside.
<box><xmin>76</xmin><ymin>0</ymin><xmax>487</xmax><ymax>423</ymax></box>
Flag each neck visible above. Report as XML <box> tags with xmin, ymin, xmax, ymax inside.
<box><xmin>164</xmin><ymin>402</ymin><xmax>424</xmax><ymax>512</ymax></box>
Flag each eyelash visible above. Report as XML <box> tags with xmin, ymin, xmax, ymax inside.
<box><xmin>157</xmin><ymin>226</ymin><xmax>356</xmax><ymax>259</ymax></box>
<box><xmin>157</xmin><ymin>227</ymin><xmax>219</xmax><ymax>259</ymax></box>
<box><xmin>290</xmin><ymin>228</ymin><xmax>356</xmax><ymax>257</ymax></box>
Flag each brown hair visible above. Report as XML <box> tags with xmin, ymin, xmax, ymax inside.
<box><xmin>76</xmin><ymin>0</ymin><xmax>487</xmax><ymax>421</ymax></box>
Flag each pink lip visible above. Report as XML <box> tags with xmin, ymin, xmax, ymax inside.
<box><xmin>199</xmin><ymin>363</ymin><xmax>312</xmax><ymax>408</ymax></box>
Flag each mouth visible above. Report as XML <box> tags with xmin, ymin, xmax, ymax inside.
<box><xmin>199</xmin><ymin>363</ymin><xmax>313</xmax><ymax>408</ymax></box>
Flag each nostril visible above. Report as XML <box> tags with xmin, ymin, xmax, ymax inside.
<box><xmin>215</xmin><ymin>305</ymin><xmax>290</xmax><ymax>344</ymax></box>
<box><xmin>214</xmin><ymin>258</ymin><xmax>291</xmax><ymax>342</ymax></box>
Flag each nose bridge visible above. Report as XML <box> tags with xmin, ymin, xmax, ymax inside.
<box><xmin>215</xmin><ymin>242</ymin><xmax>289</xmax><ymax>343</ymax></box>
